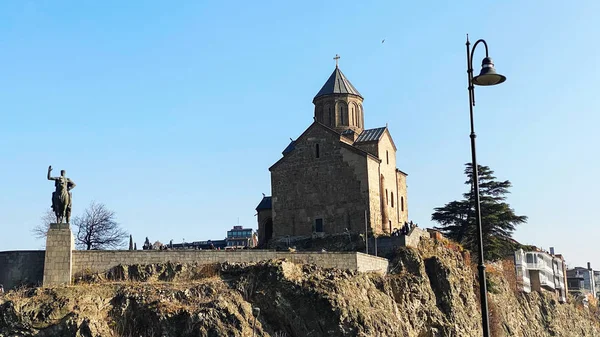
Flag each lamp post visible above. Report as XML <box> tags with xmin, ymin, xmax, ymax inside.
<box><xmin>252</xmin><ymin>307</ymin><xmax>261</xmax><ymax>337</ymax></box>
<box><xmin>465</xmin><ymin>34</ymin><xmax>506</xmax><ymax>337</ymax></box>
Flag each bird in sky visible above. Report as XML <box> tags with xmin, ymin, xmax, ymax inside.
<box><xmin>382</xmin><ymin>39</ymin><xmax>385</xmax><ymax>43</ymax></box>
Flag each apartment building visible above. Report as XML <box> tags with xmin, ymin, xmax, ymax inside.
<box><xmin>567</xmin><ymin>263</ymin><xmax>597</xmax><ymax>299</ymax></box>
<box><xmin>514</xmin><ymin>247</ymin><xmax>568</xmax><ymax>303</ymax></box>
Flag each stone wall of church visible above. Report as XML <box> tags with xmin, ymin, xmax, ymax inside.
<box><xmin>359</xmin><ymin>131</ymin><xmax>406</xmax><ymax>235</ymax></box>
<box><xmin>270</xmin><ymin>125</ymin><xmax>371</xmax><ymax>237</ymax></box>
<box><xmin>313</xmin><ymin>95</ymin><xmax>364</xmax><ymax>134</ymax></box>
<box><xmin>257</xmin><ymin>209</ymin><xmax>272</xmax><ymax>247</ymax></box>
<box><xmin>366</xmin><ymin>158</ymin><xmax>383</xmax><ymax>234</ymax></box>
<box><xmin>377</xmin><ymin>131</ymin><xmax>401</xmax><ymax>233</ymax></box>
<box><xmin>396</xmin><ymin>171</ymin><xmax>408</xmax><ymax>225</ymax></box>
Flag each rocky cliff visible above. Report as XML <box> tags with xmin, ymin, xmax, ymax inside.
<box><xmin>1</xmin><ymin>239</ymin><xmax>599</xmax><ymax>337</ymax></box>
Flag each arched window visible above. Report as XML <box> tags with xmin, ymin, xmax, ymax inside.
<box><xmin>340</xmin><ymin>106</ymin><xmax>345</xmax><ymax>125</ymax></box>
<box><xmin>386</xmin><ymin>150</ymin><xmax>389</xmax><ymax>164</ymax></box>
<box><xmin>315</xmin><ymin>143</ymin><xmax>320</xmax><ymax>158</ymax></box>
<box><xmin>401</xmin><ymin>197</ymin><xmax>404</xmax><ymax>212</ymax></box>
<box><xmin>385</xmin><ymin>189</ymin><xmax>388</xmax><ymax>205</ymax></box>
<box><xmin>351</xmin><ymin>106</ymin><xmax>355</xmax><ymax>126</ymax></box>
<box><xmin>391</xmin><ymin>192</ymin><xmax>394</xmax><ymax>207</ymax></box>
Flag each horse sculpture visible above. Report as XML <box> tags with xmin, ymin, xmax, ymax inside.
<box><xmin>47</xmin><ymin>166</ymin><xmax>76</xmax><ymax>224</ymax></box>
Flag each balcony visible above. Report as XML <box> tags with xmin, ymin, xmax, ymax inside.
<box><xmin>540</xmin><ymin>275</ymin><xmax>555</xmax><ymax>290</ymax></box>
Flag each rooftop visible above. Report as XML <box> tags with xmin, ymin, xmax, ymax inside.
<box><xmin>256</xmin><ymin>196</ymin><xmax>272</xmax><ymax>211</ymax></box>
<box><xmin>314</xmin><ymin>66</ymin><xmax>362</xmax><ymax>100</ymax></box>
<box><xmin>355</xmin><ymin>127</ymin><xmax>387</xmax><ymax>143</ymax></box>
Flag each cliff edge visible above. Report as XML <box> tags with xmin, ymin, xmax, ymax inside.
<box><xmin>1</xmin><ymin>239</ymin><xmax>598</xmax><ymax>337</ymax></box>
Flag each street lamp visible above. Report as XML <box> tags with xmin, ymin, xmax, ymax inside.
<box><xmin>465</xmin><ymin>34</ymin><xmax>506</xmax><ymax>337</ymax></box>
<box><xmin>252</xmin><ymin>307</ymin><xmax>261</xmax><ymax>337</ymax></box>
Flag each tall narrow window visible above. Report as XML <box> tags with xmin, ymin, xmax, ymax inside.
<box><xmin>352</xmin><ymin>107</ymin><xmax>355</xmax><ymax>125</ymax></box>
<box><xmin>315</xmin><ymin>218</ymin><xmax>324</xmax><ymax>233</ymax></box>
<box><xmin>391</xmin><ymin>192</ymin><xmax>394</xmax><ymax>207</ymax></box>
<box><xmin>315</xmin><ymin>143</ymin><xmax>320</xmax><ymax>158</ymax></box>
<box><xmin>386</xmin><ymin>189</ymin><xmax>389</xmax><ymax>205</ymax></box>
<box><xmin>340</xmin><ymin>106</ymin><xmax>345</xmax><ymax>125</ymax></box>
<box><xmin>386</xmin><ymin>151</ymin><xmax>389</xmax><ymax>164</ymax></box>
<box><xmin>401</xmin><ymin>196</ymin><xmax>404</xmax><ymax>212</ymax></box>
<box><xmin>328</xmin><ymin>107</ymin><xmax>333</xmax><ymax>125</ymax></box>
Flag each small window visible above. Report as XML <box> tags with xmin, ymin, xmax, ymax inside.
<box><xmin>385</xmin><ymin>189</ymin><xmax>388</xmax><ymax>205</ymax></box>
<box><xmin>526</xmin><ymin>254</ymin><xmax>534</xmax><ymax>263</ymax></box>
<box><xmin>315</xmin><ymin>144</ymin><xmax>320</xmax><ymax>158</ymax></box>
<box><xmin>391</xmin><ymin>192</ymin><xmax>394</xmax><ymax>207</ymax></box>
<box><xmin>340</xmin><ymin>106</ymin><xmax>345</xmax><ymax>125</ymax></box>
<box><xmin>315</xmin><ymin>218</ymin><xmax>324</xmax><ymax>233</ymax></box>
<box><xmin>386</xmin><ymin>151</ymin><xmax>389</xmax><ymax>164</ymax></box>
<box><xmin>401</xmin><ymin>196</ymin><xmax>404</xmax><ymax>212</ymax></box>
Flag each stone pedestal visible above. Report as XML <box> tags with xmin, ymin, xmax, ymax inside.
<box><xmin>43</xmin><ymin>223</ymin><xmax>74</xmax><ymax>287</ymax></box>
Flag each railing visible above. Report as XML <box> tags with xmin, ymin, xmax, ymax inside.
<box><xmin>540</xmin><ymin>275</ymin><xmax>555</xmax><ymax>289</ymax></box>
<box><xmin>525</xmin><ymin>262</ymin><xmax>543</xmax><ymax>270</ymax></box>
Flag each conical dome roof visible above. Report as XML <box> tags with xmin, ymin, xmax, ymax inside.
<box><xmin>314</xmin><ymin>66</ymin><xmax>362</xmax><ymax>100</ymax></box>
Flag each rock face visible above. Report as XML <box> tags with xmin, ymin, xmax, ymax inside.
<box><xmin>1</xmin><ymin>240</ymin><xmax>599</xmax><ymax>337</ymax></box>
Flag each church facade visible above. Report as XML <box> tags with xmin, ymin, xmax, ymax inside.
<box><xmin>256</xmin><ymin>64</ymin><xmax>408</xmax><ymax>246</ymax></box>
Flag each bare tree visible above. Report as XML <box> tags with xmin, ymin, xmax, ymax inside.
<box><xmin>74</xmin><ymin>201</ymin><xmax>128</xmax><ymax>250</ymax></box>
<box><xmin>32</xmin><ymin>209</ymin><xmax>56</xmax><ymax>240</ymax></box>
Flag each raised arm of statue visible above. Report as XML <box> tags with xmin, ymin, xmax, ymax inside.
<box><xmin>47</xmin><ymin>165</ymin><xmax>57</xmax><ymax>181</ymax></box>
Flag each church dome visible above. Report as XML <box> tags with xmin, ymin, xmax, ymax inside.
<box><xmin>313</xmin><ymin>66</ymin><xmax>363</xmax><ymax>101</ymax></box>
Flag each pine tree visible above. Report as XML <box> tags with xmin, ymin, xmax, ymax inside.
<box><xmin>431</xmin><ymin>163</ymin><xmax>527</xmax><ymax>260</ymax></box>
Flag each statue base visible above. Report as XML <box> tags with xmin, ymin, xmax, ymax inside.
<box><xmin>43</xmin><ymin>223</ymin><xmax>74</xmax><ymax>287</ymax></box>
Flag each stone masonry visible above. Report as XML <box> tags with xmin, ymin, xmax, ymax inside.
<box><xmin>72</xmin><ymin>250</ymin><xmax>389</xmax><ymax>277</ymax></box>
<box><xmin>262</xmin><ymin>65</ymin><xmax>409</xmax><ymax>243</ymax></box>
<box><xmin>43</xmin><ymin>223</ymin><xmax>74</xmax><ymax>287</ymax></box>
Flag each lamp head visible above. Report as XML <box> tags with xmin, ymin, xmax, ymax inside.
<box><xmin>472</xmin><ymin>57</ymin><xmax>506</xmax><ymax>86</ymax></box>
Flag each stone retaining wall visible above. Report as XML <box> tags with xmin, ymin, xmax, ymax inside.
<box><xmin>72</xmin><ymin>250</ymin><xmax>388</xmax><ymax>275</ymax></box>
<box><xmin>0</xmin><ymin>251</ymin><xmax>45</xmax><ymax>290</ymax></box>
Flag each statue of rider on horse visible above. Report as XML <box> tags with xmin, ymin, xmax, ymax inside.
<box><xmin>47</xmin><ymin>166</ymin><xmax>76</xmax><ymax>224</ymax></box>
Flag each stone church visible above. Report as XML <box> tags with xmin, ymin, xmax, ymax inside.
<box><xmin>256</xmin><ymin>63</ymin><xmax>408</xmax><ymax>246</ymax></box>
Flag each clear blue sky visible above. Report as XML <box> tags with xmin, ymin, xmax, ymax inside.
<box><xmin>1</xmin><ymin>1</ymin><xmax>598</xmax><ymax>268</ymax></box>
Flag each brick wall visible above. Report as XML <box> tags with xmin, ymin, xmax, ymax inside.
<box><xmin>72</xmin><ymin>250</ymin><xmax>388</xmax><ymax>276</ymax></box>
<box><xmin>0</xmin><ymin>251</ymin><xmax>45</xmax><ymax>290</ymax></box>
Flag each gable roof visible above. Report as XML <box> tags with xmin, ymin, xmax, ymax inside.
<box><xmin>354</xmin><ymin>127</ymin><xmax>398</xmax><ymax>151</ymax></box>
<box><xmin>269</xmin><ymin>121</ymin><xmax>380</xmax><ymax>171</ymax></box>
<box><xmin>314</xmin><ymin>67</ymin><xmax>363</xmax><ymax>100</ymax></box>
<box><xmin>355</xmin><ymin>127</ymin><xmax>386</xmax><ymax>143</ymax></box>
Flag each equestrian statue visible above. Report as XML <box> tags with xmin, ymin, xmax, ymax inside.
<box><xmin>47</xmin><ymin>165</ymin><xmax>76</xmax><ymax>224</ymax></box>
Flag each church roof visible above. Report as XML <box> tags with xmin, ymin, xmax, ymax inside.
<box><xmin>314</xmin><ymin>67</ymin><xmax>363</xmax><ymax>100</ymax></box>
<box><xmin>255</xmin><ymin>196</ymin><xmax>272</xmax><ymax>211</ymax></box>
<box><xmin>282</xmin><ymin>140</ymin><xmax>296</xmax><ymax>155</ymax></box>
<box><xmin>355</xmin><ymin>127</ymin><xmax>387</xmax><ymax>143</ymax></box>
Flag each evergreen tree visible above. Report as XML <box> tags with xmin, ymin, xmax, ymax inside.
<box><xmin>128</xmin><ymin>235</ymin><xmax>134</xmax><ymax>250</ymax></box>
<box><xmin>431</xmin><ymin>163</ymin><xmax>527</xmax><ymax>260</ymax></box>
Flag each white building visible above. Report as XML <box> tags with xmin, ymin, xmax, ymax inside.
<box><xmin>514</xmin><ymin>248</ymin><xmax>567</xmax><ymax>303</ymax></box>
